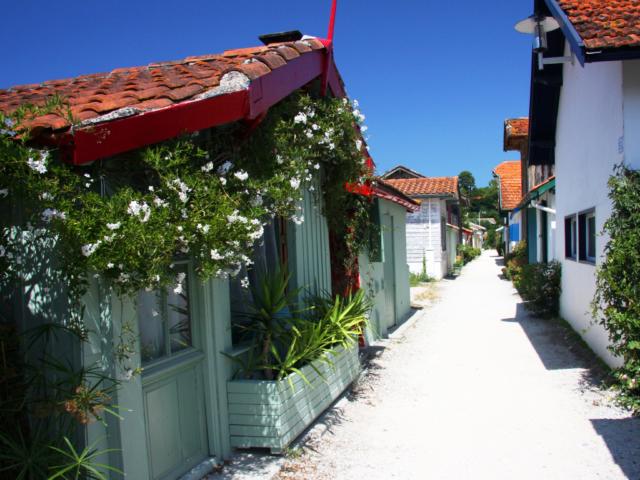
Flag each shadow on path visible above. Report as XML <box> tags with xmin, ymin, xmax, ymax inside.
<box><xmin>501</xmin><ymin>303</ymin><xmax>597</xmax><ymax>373</ymax></box>
<box><xmin>591</xmin><ymin>418</ymin><xmax>640</xmax><ymax>479</ymax></box>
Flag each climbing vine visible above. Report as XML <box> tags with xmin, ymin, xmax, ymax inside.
<box><xmin>0</xmin><ymin>92</ymin><xmax>374</xmax><ymax>305</ymax></box>
<box><xmin>593</xmin><ymin>164</ymin><xmax>640</xmax><ymax>413</ymax></box>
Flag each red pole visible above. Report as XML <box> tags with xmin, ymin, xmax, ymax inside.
<box><xmin>327</xmin><ymin>0</ymin><xmax>338</xmax><ymax>43</ymax></box>
<box><xmin>321</xmin><ymin>0</ymin><xmax>338</xmax><ymax>96</ymax></box>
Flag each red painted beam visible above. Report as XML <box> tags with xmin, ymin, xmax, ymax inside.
<box><xmin>67</xmin><ymin>90</ymin><xmax>248</xmax><ymax>165</ymax></box>
<box><xmin>248</xmin><ymin>50</ymin><xmax>325</xmax><ymax>118</ymax></box>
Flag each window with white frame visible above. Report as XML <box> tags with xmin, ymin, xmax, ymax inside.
<box><xmin>564</xmin><ymin>215</ymin><xmax>577</xmax><ymax>260</ymax></box>
<box><xmin>578</xmin><ymin>209</ymin><xmax>596</xmax><ymax>263</ymax></box>
<box><xmin>564</xmin><ymin>209</ymin><xmax>596</xmax><ymax>264</ymax></box>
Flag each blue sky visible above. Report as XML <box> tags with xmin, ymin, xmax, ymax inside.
<box><xmin>1</xmin><ymin>1</ymin><xmax>533</xmax><ymax>185</ymax></box>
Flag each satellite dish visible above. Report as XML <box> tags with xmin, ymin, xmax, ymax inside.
<box><xmin>515</xmin><ymin>15</ymin><xmax>560</xmax><ymax>34</ymax></box>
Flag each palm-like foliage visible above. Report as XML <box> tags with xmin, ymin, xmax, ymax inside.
<box><xmin>232</xmin><ymin>271</ymin><xmax>371</xmax><ymax>385</ymax></box>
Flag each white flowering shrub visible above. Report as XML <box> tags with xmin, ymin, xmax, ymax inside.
<box><xmin>0</xmin><ymin>92</ymin><xmax>374</xmax><ymax>301</ymax></box>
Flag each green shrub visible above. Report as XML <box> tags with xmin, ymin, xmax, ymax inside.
<box><xmin>593</xmin><ymin>164</ymin><xmax>640</xmax><ymax>413</ymax></box>
<box><xmin>409</xmin><ymin>254</ymin><xmax>434</xmax><ymax>286</ymax></box>
<box><xmin>517</xmin><ymin>261</ymin><xmax>561</xmax><ymax>318</ymax></box>
<box><xmin>457</xmin><ymin>244</ymin><xmax>481</xmax><ymax>264</ymax></box>
<box><xmin>409</xmin><ymin>271</ymin><xmax>434</xmax><ymax>286</ymax></box>
<box><xmin>503</xmin><ymin>241</ymin><xmax>527</xmax><ymax>283</ymax></box>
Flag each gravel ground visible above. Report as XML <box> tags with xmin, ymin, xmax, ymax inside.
<box><xmin>215</xmin><ymin>250</ymin><xmax>640</xmax><ymax>480</ymax></box>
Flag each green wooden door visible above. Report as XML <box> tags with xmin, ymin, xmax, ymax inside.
<box><xmin>137</xmin><ymin>264</ymin><xmax>209</xmax><ymax>480</ymax></box>
<box><xmin>382</xmin><ymin>214</ymin><xmax>397</xmax><ymax>329</ymax></box>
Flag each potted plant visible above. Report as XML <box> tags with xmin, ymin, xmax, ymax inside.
<box><xmin>226</xmin><ymin>270</ymin><xmax>369</xmax><ymax>453</ymax></box>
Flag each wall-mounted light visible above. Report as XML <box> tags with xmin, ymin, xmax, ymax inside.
<box><xmin>515</xmin><ymin>15</ymin><xmax>573</xmax><ymax>70</ymax></box>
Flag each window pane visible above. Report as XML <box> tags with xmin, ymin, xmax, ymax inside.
<box><xmin>137</xmin><ymin>291</ymin><xmax>166</xmax><ymax>363</ymax></box>
<box><xmin>571</xmin><ymin>218</ymin><xmax>577</xmax><ymax>257</ymax></box>
<box><xmin>168</xmin><ymin>266</ymin><xmax>192</xmax><ymax>354</ymax></box>
<box><xmin>588</xmin><ymin>215</ymin><xmax>596</xmax><ymax>259</ymax></box>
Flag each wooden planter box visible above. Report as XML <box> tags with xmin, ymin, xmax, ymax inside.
<box><xmin>227</xmin><ymin>345</ymin><xmax>360</xmax><ymax>454</ymax></box>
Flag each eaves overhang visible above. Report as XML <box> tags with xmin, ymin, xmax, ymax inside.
<box><xmin>544</xmin><ymin>0</ymin><xmax>640</xmax><ymax>65</ymax></box>
<box><xmin>40</xmin><ymin>47</ymin><xmax>345</xmax><ymax>165</ymax></box>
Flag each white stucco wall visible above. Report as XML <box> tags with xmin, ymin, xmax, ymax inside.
<box><xmin>554</xmin><ymin>46</ymin><xmax>625</xmax><ymax>367</ymax></box>
<box><xmin>406</xmin><ymin>198</ymin><xmax>447</xmax><ymax>279</ymax></box>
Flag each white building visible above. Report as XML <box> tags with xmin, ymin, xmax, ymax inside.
<box><xmin>524</xmin><ymin>0</ymin><xmax>640</xmax><ymax>366</ymax></box>
<box><xmin>385</xmin><ymin>176</ymin><xmax>461</xmax><ymax>279</ymax></box>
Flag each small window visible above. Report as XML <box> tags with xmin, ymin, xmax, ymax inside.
<box><xmin>564</xmin><ymin>215</ymin><xmax>577</xmax><ymax>260</ymax></box>
<box><xmin>578</xmin><ymin>209</ymin><xmax>596</xmax><ymax>263</ymax></box>
<box><xmin>137</xmin><ymin>263</ymin><xmax>193</xmax><ymax>364</ymax></box>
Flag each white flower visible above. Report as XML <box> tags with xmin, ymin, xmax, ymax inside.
<box><xmin>106</xmin><ymin>222</ymin><xmax>121</xmax><ymax>230</ymax></box>
<box><xmin>305</xmin><ymin>130</ymin><xmax>313</xmax><ymax>139</ymax></box>
<box><xmin>39</xmin><ymin>191</ymin><xmax>54</xmax><ymax>201</ymax></box>
<box><xmin>361</xmin><ymin>125</ymin><xmax>368</xmax><ymax>132</ymax></box>
<box><xmin>227</xmin><ymin>210</ymin><xmax>248</xmax><ymax>223</ymax></box>
<box><xmin>290</xmin><ymin>178</ymin><xmax>301</xmax><ymax>189</ymax></box>
<box><xmin>177</xmin><ymin>225</ymin><xmax>183</xmax><ymax>232</ymax></box>
<box><xmin>197</xmin><ymin>223</ymin><xmax>210</xmax><ymax>234</ymax></box>
<box><xmin>309</xmin><ymin>186</ymin><xmax>315</xmax><ymax>191</ymax></box>
<box><xmin>0</xmin><ymin>188</ymin><xmax>8</xmax><ymax>198</ymax></box>
<box><xmin>240</xmin><ymin>277</ymin><xmax>250</xmax><ymax>289</ymax></box>
<box><xmin>276</xmin><ymin>155</ymin><xmax>284</xmax><ymax>165</ymax></box>
<box><xmin>328</xmin><ymin>143</ymin><xmax>335</xmax><ymax>150</ymax></box>
<box><xmin>312</xmin><ymin>124</ymin><xmax>319</xmax><ymax>131</ymax></box>
<box><xmin>251</xmin><ymin>195</ymin><xmax>263</xmax><ymax>207</ymax></box>
<box><xmin>355</xmin><ymin>139</ymin><xmax>363</xmax><ymax>151</ymax></box>
<box><xmin>234</xmin><ymin>170</ymin><xmax>249</xmax><ymax>181</ymax></box>
<box><xmin>201</xmin><ymin>161</ymin><xmax>214</xmax><ymax>173</ymax></box>
<box><xmin>210</xmin><ymin>249</ymin><xmax>224</xmax><ymax>260</ymax></box>
<box><xmin>219</xmin><ymin>177</ymin><xmax>227</xmax><ymax>186</ymax></box>
<box><xmin>127</xmin><ymin>200</ymin><xmax>151</xmax><ymax>223</ymax></box>
<box><xmin>353</xmin><ymin>99</ymin><xmax>359</xmax><ymax>108</ymax></box>
<box><xmin>219</xmin><ymin>161</ymin><xmax>233</xmax><ymax>174</ymax></box>
<box><xmin>294</xmin><ymin>112</ymin><xmax>307</xmax><ymax>124</ymax></box>
<box><xmin>249</xmin><ymin>224</ymin><xmax>264</xmax><ymax>240</ymax></box>
<box><xmin>41</xmin><ymin>208</ymin><xmax>66</xmax><ymax>222</ymax></box>
<box><xmin>342</xmin><ymin>98</ymin><xmax>349</xmax><ymax>105</ymax></box>
<box><xmin>0</xmin><ymin>246</ymin><xmax>5</xmax><ymax>257</ymax></box>
<box><xmin>173</xmin><ymin>272</ymin><xmax>186</xmax><ymax>294</ymax></box>
<box><xmin>313</xmin><ymin>163</ymin><xmax>320</xmax><ymax>170</ymax></box>
<box><xmin>107</xmin><ymin>262</ymin><xmax>114</xmax><ymax>268</ymax></box>
<box><xmin>292</xmin><ymin>215</ymin><xmax>304</xmax><ymax>225</ymax></box>
<box><xmin>353</xmin><ymin>109</ymin><xmax>365</xmax><ymax>123</ymax></box>
<box><xmin>153</xmin><ymin>196</ymin><xmax>167</xmax><ymax>207</ymax></box>
<box><xmin>81</xmin><ymin>242</ymin><xmax>100</xmax><ymax>257</ymax></box>
<box><xmin>151</xmin><ymin>309</ymin><xmax>159</xmax><ymax>317</ymax></box>
<box><xmin>27</xmin><ymin>151</ymin><xmax>48</xmax><ymax>174</ymax></box>
<box><xmin>148</xmin><ymin>186</ymin><xmax>155</xmax><ymax>192</ymax></box>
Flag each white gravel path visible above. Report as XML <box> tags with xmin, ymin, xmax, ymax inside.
<box><xmin>219</xmin><ymin>250</ymin><xmax>640</xmax><ymax>480</ymax></box>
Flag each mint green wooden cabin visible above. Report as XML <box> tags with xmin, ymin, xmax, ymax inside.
<box><xmin>360</xmin><ymin>181</ymin><xmax>419</xmax><ymax>341</ymax></box>
<box><xmin>2</xmin><ymin>39</ymin><xmax>419</xmax><ymax>480</ymax></box>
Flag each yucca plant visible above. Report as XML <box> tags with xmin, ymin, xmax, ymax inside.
<box><xmin>233</xmin><ymin>268</ymin><xmax>302</xmax><ymax>380</ymax></box>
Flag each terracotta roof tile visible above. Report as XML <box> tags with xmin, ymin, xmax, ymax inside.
<box><xmin>504</xmin><ymin>117</ymin><xmax>529</xmax><ymax>152</ymax></box>
<box><xmin>0</xmin><ymin>38</ymin><xmax>325</xmax><ymax>133</ymax></box>
<box><xmin>493</xmin><ymin>161</ymin><xmax>522</xmax><ymax>211</ymax></box>
<box><xmin>385</xmin><ymin>176</ymin><xmax>459</xmax><ymax>197</ymax></box>
<box><xmin>558</xmin><ymin>0</ymin><xmax>640</xmax><ymax>50</ymax></box>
